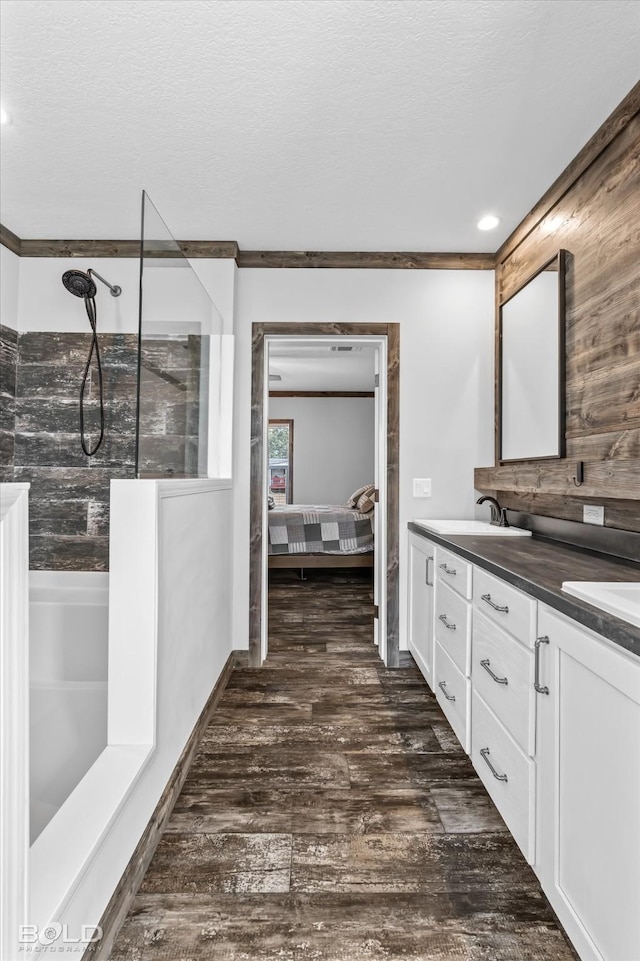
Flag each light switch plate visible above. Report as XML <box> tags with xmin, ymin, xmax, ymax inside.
<box><xmin>413</xmin><ymin>478</ymin><xmax>432</xmax><ymax>497</ymax></box>
<box><xmin>583</xmin><ymin>505</ymin><xmax>605</xmax><ymax>526</ymax></box>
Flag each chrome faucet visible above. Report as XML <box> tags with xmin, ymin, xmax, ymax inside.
<box><xmin>477</xmin><ymin>495</ymin><xmax>510</xmax><ymax>528</ymax></box>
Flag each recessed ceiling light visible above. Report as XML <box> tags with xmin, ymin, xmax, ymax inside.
<box><xmin>477</xmin><ymin>214</ymin><xmax>500</xmax><ymax>231</ymax></box>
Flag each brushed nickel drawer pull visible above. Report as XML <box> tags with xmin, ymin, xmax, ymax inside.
<box><xmin>480</xmin><ymin>658</ymin><xmax>508</xmax><ymax>685</ymax></box>
<box><xmin>534</xmin><ymin>635</ymin><xmax>550</xmax><ymax>695</ymax></box>
<box><xmin>438</xmin><ymin>680</ymin><xmax>456</xmax><ymax>702</ymax></box>
<box><xmin>438</xmin><ymin>613</ymin><xmax>456</xmax><ymax>630</ymax></box>
<box><xmin>425</xmin><ymin>556</ymin><xmax>433</xmax><ymax>586</ymax></box>
<box><xmin>481</xmin><ymin>593</ymin><xmax>509</xmax><ymax>613</ymax></box>
<box><xmin>439</xmin><ymin>563</ymin><xmax>457</xmax><ymax>575</ymax></box>
<box><xmin>480</xmin><ymin>747</ymin><xmax>508</xmax><ymax>782</ymax></box>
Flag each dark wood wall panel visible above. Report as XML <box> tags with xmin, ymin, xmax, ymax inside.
<box><xmin>478</xmin><ymin>93</ymin><xmax>640</xmax><ymax>532</ymax></box>
<box><xmin>498</xmin><ymin>492</ymin><xmax>640</xmax><ymax>535</ymax></box>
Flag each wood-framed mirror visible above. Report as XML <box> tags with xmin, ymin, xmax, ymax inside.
<box><xmin>498</xmin><ymin>249</ymin><xmax>567</xmax><ymax>463</ymax></box>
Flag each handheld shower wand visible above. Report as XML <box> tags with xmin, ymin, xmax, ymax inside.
<box><xmin>61</xmin><ymin>268</ymin><xmax>122</xmax><ymax>456</ymax></box>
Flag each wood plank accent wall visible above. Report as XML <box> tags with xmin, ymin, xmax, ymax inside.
<box><xmin>476</xmin><ymin>83</ymin><xmax>640</xmax><ymax>533</ymax></box>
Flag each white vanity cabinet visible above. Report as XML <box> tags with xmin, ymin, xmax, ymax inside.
<box><xmin>407</xmin><ymin>526</ymin><xmax>640</xmax><ymax>961</ymax></box>
<box><xmin>407</xmin><ymin>532</ymin><xmax>436</xmax><ymax>690</ymax></box>
<box><xmin>535</xmin><ymin>606</ymin><xmax>640</xmax><ymax>961</ymax></box>
<box><xmin>470</xmin><ymin>574</ymin><xmax>537</xmax><ymax>863</ymax></box>
<box><xmin>434</xmin><ymin>555</ymin><xmax>473</xmax><ymax>751</ymax></box>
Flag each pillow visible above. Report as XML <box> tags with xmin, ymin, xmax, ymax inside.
<box><xmin>356</xmin><ymin>489</ymin><xmax>376</xmax><ymax>513</ymax></box>
<box><xmin>347</xmin><ymin>483</ymin><xmax>375</xmax><ymax>508</ymax></box>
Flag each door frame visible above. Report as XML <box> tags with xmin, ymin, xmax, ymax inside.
<box><xmin>249</xmin><ymin>322</ymin><xmax>399</xmax><ymax>668</ymax></box>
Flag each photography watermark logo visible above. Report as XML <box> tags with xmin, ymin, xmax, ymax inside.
<box><xmin>19</xmin><ymin>923</ymin><xmax>102</xmax><ymax>953</ymax></box>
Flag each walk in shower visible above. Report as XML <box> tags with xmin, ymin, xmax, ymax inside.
<box><xmin>0</xmin><ymin>191</ymin><xmax>229</xmax><ymax>957</ymax></box>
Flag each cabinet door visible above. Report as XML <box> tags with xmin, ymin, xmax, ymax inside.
<box><xmin>408</xmin><ymin>534</ymin><xmax>435</xmax><ymax>690</ymax></box>
<box><xmin>536</xmin><ymin>606</ymin><xmax>640</xmax><ymax>961</ymax></box>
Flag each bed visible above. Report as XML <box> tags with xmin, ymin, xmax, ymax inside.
<box><xmin>267</xmin><ymin>503</ymin><xmax>374</xmax><ymax>569</ymax></box>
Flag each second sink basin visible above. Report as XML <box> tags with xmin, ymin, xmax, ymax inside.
<box><xmin>562</xmin><ymin>582</ymin><xmax>640</xmax><ymax>628</ymax></box>
<box><xmin>414</xmin><ymin>519</ymin><xmax>532</xmax><ymax>537</ymax></box>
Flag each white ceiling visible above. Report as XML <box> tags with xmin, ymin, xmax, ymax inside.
<box><xmin>269</xmin><ymin>343</ymin><xmax>376</xmax><ymax>391</ymax></box>
<box><xmin>1</xmin><ymin>0</ymin><xmax>638</xmax><ymax>250</ymax></box>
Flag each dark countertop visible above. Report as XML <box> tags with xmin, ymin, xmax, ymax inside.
<box><xmin>408</xmin><ymin>522</ymin><xmax>640</xmax><ymax>658</ymax></box>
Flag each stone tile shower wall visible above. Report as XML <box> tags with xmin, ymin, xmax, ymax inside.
<box><xmin>0</xmin><ymin>324</ymin><xmax>18</xmax><ymax>481</ymax></box>
<box><xmin>10</xmin><ymin>331</ymin><xmax>203</xmax><ymax>571</ymax></box>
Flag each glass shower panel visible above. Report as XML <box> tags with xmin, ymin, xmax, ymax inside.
<box><xmin>136</xmin><ymin>191</ymin><xmax>223</xmax><ymax>477</ymax></box>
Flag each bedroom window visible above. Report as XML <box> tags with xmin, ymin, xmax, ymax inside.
<box><xmin>268</xmin><ymin>419</ymin><xmax>294</xmax><ymax>504</ymax></box>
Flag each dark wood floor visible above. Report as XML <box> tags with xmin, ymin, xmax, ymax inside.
<box><xmin>111</xmin><ymin>569</ymin><xmax>576</xmax><ymax>960</ymax></box>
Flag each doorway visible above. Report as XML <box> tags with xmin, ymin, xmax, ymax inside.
<box><xmin>249</xmin><ymin>322</ymin><xmax>399</xmax><ymax>668</ymax></box>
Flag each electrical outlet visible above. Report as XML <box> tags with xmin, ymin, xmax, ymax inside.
<box><xmin>413</xmin><ymin>478</ymin><xmax>432</xmax><ymax>497</ymax></box>
<box><xmin>583</xmin><ymin>505</ymin><xmax>605</xmax><ymax>526</ymax></box>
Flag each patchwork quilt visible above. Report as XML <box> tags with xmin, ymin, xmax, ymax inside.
<box><xmin>268</xmin><ymin>504</ymin><xmax>374</xmax><ymax>555</ymax></box>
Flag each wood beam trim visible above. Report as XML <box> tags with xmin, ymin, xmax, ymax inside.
<box><xmin>0</xmin><ymin>223</ymin><xmax>21</xmax><ymax>255</ymax></box>
<box><xmin>474</xmin><ymin>459</ymin><xmax>640</xmax><ymax>501</ymax></box>
<box><xmin>495</xmin><ymin>80</ymin><xmax>640</xmax><ymax>265</ymax></box>
<box><xmin>238</xmin><ymin>250</ymin><xmax>495</xmax><ymax>269</ymax></box>
<box><xmin>2</xmin><ymin>231</ymin><xmax>493</xmax><ymax>269</ymax></box>
<box><xmin>269</xmin><ymin>390</ymin><xmax>375</xmax><ymax>398</ymax></box>
<box><xmin>15</xmin><ymin>238</ymin><xmax>239</xmax><ymax>259</ymax></box>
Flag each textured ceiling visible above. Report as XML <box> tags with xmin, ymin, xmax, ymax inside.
<box><xmin>1</xmin><ymin>0</ymin><xmax>638</xmax><ymax>249</ymax></box>
<box><xmin>269</xmin><ymin>344</ymin><xmax>376</xmax><ymax>390</ymax></box>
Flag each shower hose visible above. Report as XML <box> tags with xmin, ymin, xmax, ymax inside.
<box><xmin>79</xmin><ymin>295</ymin><xmax>105</xmax><ymax>456</ymax></box>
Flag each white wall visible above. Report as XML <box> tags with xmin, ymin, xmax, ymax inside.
<box><xmin>269</xmin><ymin>395</ymin><xmax>375</xmax><ymax>504</ymax></box>
<box><xmin>16</xmin><ymin>256</ymin><xmax>236</xmax><ymax>334</ymax></box>
<box><xmin>233</xmin><ymin>268</ymin><xmax>495</xmax><ymax>651</ymax></box>
<box><xmin>1</xmin><ymin>245</ymin><xmax>20</xmax><ymax>330</ymax></box>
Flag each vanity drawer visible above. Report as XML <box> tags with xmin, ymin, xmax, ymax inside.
<box><xmin>436</xmin><ymin>547</ymin><xmax>472</xmax><ymax>599</ymax></box>
<box><xmin>435</xmin><ymin>643</ymin><xmax>470</xmax><ymax>752</ymax></box>
<box><xmin>472</xmin><ymin>610</ymin><xmax>535</xmax><ymax>755</ymax></box>
<box><xmin>471</xmin><ymin>690</ymin><xmax>535</xmax><ymax>864</ymax></box>
<box><xmin>473</xmin><ymin>567</ymin><xmax>536</xmax><ymax>647</ymax></box>
<box><xmin>435</xmin><ymin>580</ymin><xmax>471</xmax><ymax>676</ymax></box>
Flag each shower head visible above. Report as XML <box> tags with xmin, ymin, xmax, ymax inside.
<box><xmin>62</xmin><ymin>269</ymin><xmax>97</xmax><ymax>299</ymax></box>
<box><xmin>62</xmin><ymin>267</ymin><xmax>122</xmax><ymax>298</ymax></box>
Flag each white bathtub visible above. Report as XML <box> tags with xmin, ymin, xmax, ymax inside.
<box><xmin>30</xmin><ymin>572</ymin><xmax>109</xmax><ymax>843</ymax></box>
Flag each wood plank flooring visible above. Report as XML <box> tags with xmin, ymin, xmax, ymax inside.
<box><xmin>110</xmin><ymin>569</ymin><xmax>577</xmax><ymax>960</ymax></box>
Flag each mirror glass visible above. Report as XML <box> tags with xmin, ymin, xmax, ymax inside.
<box><xmin>499</xmin><ymin>250</ymin><xmax>565</xmax><ymax>462</ymax></box>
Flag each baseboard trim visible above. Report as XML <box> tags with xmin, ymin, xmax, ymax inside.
<box><xmin>83</xmin><ymin>649</ymin><xmax>238</xmax><ymax>961</ymax></box>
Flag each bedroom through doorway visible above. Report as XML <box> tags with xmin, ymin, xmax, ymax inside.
<box><xmin>249</xmin><ymin>323</ymin><xmax>400</xmax><ymax>670</ymax></box>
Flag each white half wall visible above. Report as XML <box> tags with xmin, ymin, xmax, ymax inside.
<box><xmin>232</xmin><ymin>268</ymin><xmax>495</xmax><ymax>651</ymax></box>
<box><xmin>40</xmin><ymin>478</ymin><xmax>233</xmax><ymax>950</ymax></box>
<box><xmin>268</xmin><ymin>395</ymin><xmax>375</xmax><ymax>504</ymax></box>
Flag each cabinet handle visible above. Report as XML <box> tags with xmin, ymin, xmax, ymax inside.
<box><xmin>534</xmin><ymin>636</ymin><xmax>550</xmax><ymax>695</ymax></box>
<box><xmin>480</xmin><ymin>747</ymin><xmax>508</xmax><ymax>782</ymax></box>
<box><xmin>480</xmin><ymin>658</ymin><xmax>508</xmax><ymax>685</ymax></box>
<box><xmin>438</xmin><ymin>613</ymin><xmax>457</xmax><ymax>630</ymax></box>
<box><xmin>481</xmin><ymin>593</ymin><xmax>509</xmax><ymax>614</ymax></box>
<box><xmin>439</xmin><ymin>563</ymin><xmax>457</xmax><ymax>575</ymax></box>
<box><xmin>425</xmin><ymin>556</ymin><xmax>433</xmax><ymax>586</ymax></box>
<box><xmin>438</xmin><ymin>680</ymin><xmax>456</xmax><ymax>702</ymax></box>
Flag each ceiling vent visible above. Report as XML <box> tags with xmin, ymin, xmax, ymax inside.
<box><xmin>269</xmin><ymin>373</ymin><xmax>282</xmax><ymax>381</ymax></box>
<box><xmin>330</xmin><ymin>345</ymin><xmax>362</xmax><ymax>352</ymax></box>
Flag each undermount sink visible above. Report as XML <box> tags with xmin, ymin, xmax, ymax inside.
<box><xmin>562</xmin><ymin>582</ymin><xmax>640</xmax><ymax>628</ymax></box>
<box><xmin>414</xmin><ymin>519</ymin><xmax>532</xmax><ymax>537</ymax></box>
